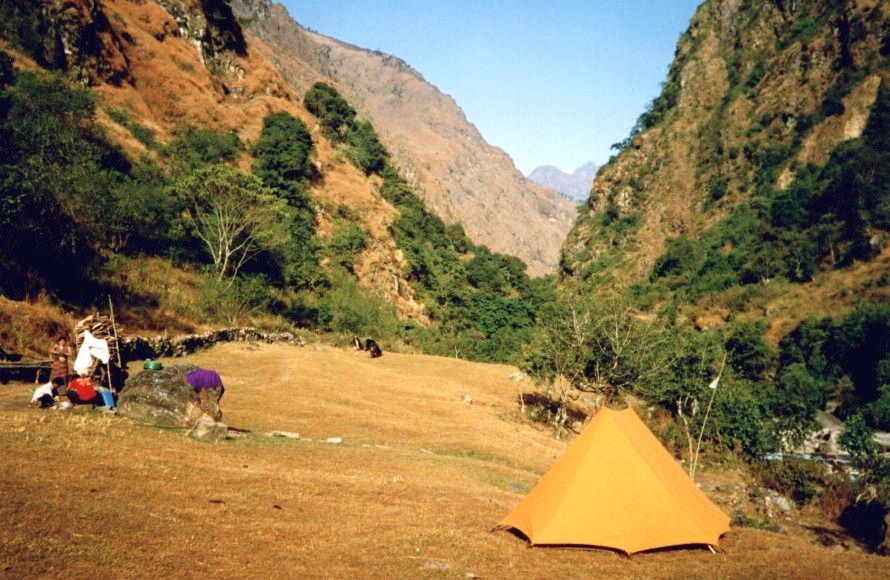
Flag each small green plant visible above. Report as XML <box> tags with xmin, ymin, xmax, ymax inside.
<box><xmin>731</xmin><ymin>510</ymin><xmax>783</xmax><ymax>532</ymax></box>
<box><xmin>105</xmin><ymin>105</ymin><xmax>130</xmax><ymax>125</ymax></box>
<box><xmin>756</xmin><ymin>459</ymin><xmax>833</xmax><ymax>504</ymax></box>
<box><xmin>104</xmin><ymin>106</ymin><xmax>156</xmax><ymax>149</ymax></box>
<box><xmin>174</xmin><ymin>58</ymin><xmax>196</xmax><ymax>73</ymax></box>
<box><xmin>129</xmin><ymin>122</ymin><xmax>156</xmax><ymax>148</ymax></box>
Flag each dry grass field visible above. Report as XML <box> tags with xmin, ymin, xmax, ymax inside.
<box><xmin>2</xmin><ymin>342</ymin><xmax>889</xmax><ymax>578</ymax></box>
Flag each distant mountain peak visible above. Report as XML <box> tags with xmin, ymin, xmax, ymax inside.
<box><xmin>527</xmin><ymin>162</ymin><xmax>599</xmax><ymax>202</ymax></box>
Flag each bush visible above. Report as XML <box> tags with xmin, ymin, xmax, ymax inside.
<box><xmin>709</xmin><ymin>381</ymin><xmax>774</xmax><ymax>457</ymax></box>
<box><xmin>198</xmin><ymin>274</ymin><xmax>276</xmax><ymax>325</ymax></box>
<box><xmin>839</xmin><ymin>413</ymin><xmax>878</xmax><ymax>467</ymax></box>
<box><xmin>303</xmin><ymin>82</ymin><xmax>356</xmax><ymax>142</ymax></box>
<box><xmin>313</xmin><ymin>270</ymin><xmax>400</xmax><ymax>337</ymax></box>
<box><xmin>345</xmin><ymin>120</ymin><xmax>388</xmax><ymax>175</ymax></box>
<box><xmin>328</xmin><ymin>221</ymin><xmax>366</xmax><ymax>272</ymax></box>
<box><xmin>165</xmin><ymin>126</ymin><xmax>243</xmax><ymax>173</ymax></box>
<box><xmin>724</xmin><ymin>320</ymin><xmax>776</xmax><ymax>384</ymax></box>
<box><xmin>756</xmin><ymin>459</ymin><xmax>834</xmax><ymax>504</ymax></box>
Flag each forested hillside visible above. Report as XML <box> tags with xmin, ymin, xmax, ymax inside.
<box><xmin>521</xmin><ymin>0</ymin><xmax>890</xmax><ymax>513</ymax></box>
<box><xmin>0</xmin><ymin>0</ymin><xmax>545</xmax><ymax>364</ymax></box>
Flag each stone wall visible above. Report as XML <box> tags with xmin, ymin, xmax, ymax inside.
<box><xmin>119</xmin><ymin>327</ymin><xmax>301</xmax><ymax>362</ymax></box>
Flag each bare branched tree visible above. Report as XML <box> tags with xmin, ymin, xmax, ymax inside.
<box><xmin>176</xmin><ymin>165</ymin><xmax>292</xmax><ymax>283</ymax></box>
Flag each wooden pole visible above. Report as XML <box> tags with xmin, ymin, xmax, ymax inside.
<box><xmin>108</xmin><ymin>296</ymin><xmax>122</xmax><ymax>368</ymax></box>
<box><xmin>691</xmin><ymin>353</ymin><xmax>727</xmax><ymax>481</ymax></box>
<box><xmin>108</xmin><ymin>296</ymin><xmax>122</xmax><ymax>394</ymax></box>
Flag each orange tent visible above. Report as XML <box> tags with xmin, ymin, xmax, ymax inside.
<box><xmin>497</xmin><ymin>406</ymin><xmax>730</xmax><ymax>555</ymax></box>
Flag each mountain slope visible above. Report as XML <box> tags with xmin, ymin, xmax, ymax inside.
<box><xmin>230</xmin><ymin>0</ymin><xmax>577</xmax><ymax>276</ymax></box>
<box><xmin>527</xmin><ymin>161</ymin><xmax>599</xmax><ymax>201</ymax></box>
<box><xmin>562</xmin><ymin>0</ymin><xmax>888</xmax><ymax>316</ymax></box>
<box><xmin>0</xmin><ymin>0</ymin><xmax>558</xmax><ymax>364</ymax></box>
<box><xmin>0</xmin><ymin>0</ymin><xmax>427</xmax><ymax>317</ymax></box>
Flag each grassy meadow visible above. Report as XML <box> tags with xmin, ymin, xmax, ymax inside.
<box><xmin>2</xmin><ymin>342</ymin><xmax>888</xmax><ymax>578</ymax></box>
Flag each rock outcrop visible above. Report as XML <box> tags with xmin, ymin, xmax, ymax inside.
<box><xmin>0</xmin><ymin>0</ymin><xmax>132</xmax><ymax>86</ymax></box>
<box><xmin>187</xmin><ymin>415</ymin><xmax>228</xmax><ymax>440</ymax></box>
<box><xmin>527</xmin><ymin>162</ymin><xmax>599</xmax><ymax>202</ymax></box>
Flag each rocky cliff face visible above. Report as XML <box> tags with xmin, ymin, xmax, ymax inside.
<box><xmin>0</xmin><ymin>0</ymin><xmax>132</xmax><ymax>85</ymax></box>
<box><xmin>230</xmin><ymin>0</ymin><xmax>576</xmax><ymax>275</ymax></box>
<box><xmin>562</xmin><ymin>0</ymin><xmax>888</xmax><ymax>286</ymax></box>
<box><xmin>528</xmin><ymin>162</ymin><xmax>599</xmax><ymax>202</ymax></box>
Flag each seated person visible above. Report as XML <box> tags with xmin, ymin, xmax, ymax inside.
<box><xmin>31</xmin><ymin>377</ymin><xmax>66</xmax><ymax>408</ymax></box>
<box><xmin>66</xmin><ymin>376</ymin><xmax>100</xmax><ymax>405</ymax></box>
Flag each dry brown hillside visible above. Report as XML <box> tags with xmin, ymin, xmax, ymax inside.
<box><xmin>21</xmin><ymin>0</ymin><xmax>428</xmax><ymax>320</ymax></box>
<box><xmin>230</xmin><ymin>0</ymin><xmax>577</xmax><ymax>276</ymax></box>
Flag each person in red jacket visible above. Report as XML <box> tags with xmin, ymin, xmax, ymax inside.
<box><xmin>66</xmin><ymin>376</ymin><xmax>99</xmax><ymax>405</ymax></box>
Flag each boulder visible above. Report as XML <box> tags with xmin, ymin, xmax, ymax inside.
<box><xmin>118</xmin><ymin>364</ymin><xmax>206</xmax><ymax>428</ymax></box>
<box><xmin>508</xmin><ymin>371</ymin><xmax>526</xmax><ymax>382</ymax></box>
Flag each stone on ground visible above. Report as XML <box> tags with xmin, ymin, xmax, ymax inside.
<box><xmin>118</xmin><ymin>364</ymin><xmax>208</xmax><ymax>428</ymax></box>
<box><xmin>266</xmin><ymin>431</ymin><xmax>301</xmax><ymax>439</ymax></box>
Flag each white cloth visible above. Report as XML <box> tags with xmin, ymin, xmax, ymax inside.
<box><xmin>73</xmin><ymin>331</ymin><xmax>110</xmax><ymax>376</ymax></box>
<box><xmin>31</xmin><ymin>381</ymin><xmax>55</xmax><ymax>404</ymax></box>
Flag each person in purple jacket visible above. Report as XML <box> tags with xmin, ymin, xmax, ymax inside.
<box><xmin>185</xmin><ymin>368</ymin><xmax>225</xmax><ymax>421</ymax></box>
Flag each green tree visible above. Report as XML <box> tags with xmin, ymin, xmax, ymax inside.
<box><xmin>252</xmin><ymin>110</ymin><xmax>323</xmax><ymax>288</ymax></box>
<box><xmin>252</xmin><ymin>111</ymin><xmax>315</xmax><ymax>201</ymax></box>
<box><xmin>345</xmin><ymin>120</ymin><xmax>388</xmax><ymax>175</ymax></box>
<box><xmin>328</xmin><ymin>221</ymin><xmax>366</xmax><ymax>273</ymax></box>
<box><xmin>303</xmin><ymin>82</ymin><xmax>357</xmax><ymax>142</ymax></box>
<box><xmin>839</xmin><ymin>413</ymin><xmax>878</xmax><ymax>467</ymax></box>
<box><xmin>0</xmin><ymin>71</ymin><xmax>103</xmax><ymax>298</ymax></box>
<box><xmin>725</xmin><ymin>320</ymin><xmax>776</xmax><ymax>384</ymax></box>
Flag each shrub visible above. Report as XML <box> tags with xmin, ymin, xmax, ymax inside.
<box><xmin>303</xmin><ymin>82</ymin><xmax>356</xmax><ymax>142</ymax></box>
<box><xmin>165</xmin><ymin>126</ymin><xmax>243</xmax><ymax>173</ymax></box>
<box><xmin>314</xmin><ymin>270</ymin><xmax>400</xmax><ymax>337</ymax></box>
<box><xmin>724</xmin><ymin>320</ymin><xmax>776</xmax><ymax>384</ymax></box>
<box><xmin>345</xmin><ymin>120</ymin><xmax>388</xmax><ymax>175</ymax></box>
<box><xmin>756</xmin><ymin>459</ymin><xmax>833</xmax><ymax>504</ymax></box>
<box><xmin>328</xmin><ymin>221</ymin><xmax>366</xmax><ymax>272</ymax></box>
<box><xmin>839</xmin><ymin>413</ymin><xmax>878</xmax><ymax>467</ymax></box>
<box><xmin>709</xmin><ymin>381</ymin><xmax>774</xmax><ymax>457</ymax></box>
<box><xmin>252</xmin><ymin>111</ymin><xmax>315</xmax><ymax>202</ymax></box>
<box><xmin>198</xmin><ymin>274</ymin><xmax>276</xmax><ymax>326</ymax></box>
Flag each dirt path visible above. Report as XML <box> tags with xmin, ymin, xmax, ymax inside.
<box><xmin>1</xmin><ymin>343</ymin><xmax>888</xmax><ymax>577</ymax></box>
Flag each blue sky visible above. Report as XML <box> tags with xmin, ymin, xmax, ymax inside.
<box><xmin>280</xmin><ymin>1</ymin><xmax>702</xmax><ymax>175</ymax></box>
